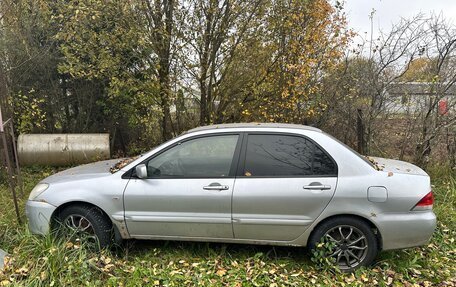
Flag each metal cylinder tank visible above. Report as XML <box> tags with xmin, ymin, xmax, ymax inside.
<box><xmin>18</xmin><ymin>134</ymin><xmax>110</xmax><ymax>166</ymax></box>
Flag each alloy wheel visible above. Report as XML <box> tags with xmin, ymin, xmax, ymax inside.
<box><xmin>63</xmin><ymin>214</ymin><xmax>98</xmax><ymax>244</ymax></box>
<box><xmin>323</xmin><ymin>225</ymin><xmax>369</xmax><ymax>270</ymax></box>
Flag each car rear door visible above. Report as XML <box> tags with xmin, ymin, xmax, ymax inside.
<box><xmin>232</xmin><ymin>133</ymin><xmax>338</xmax><ymax>241</ymax></box>
<box><xmin>123</xmin><ymin>133</ymin><xmax>242</xmax><ymax>239</ymax></box>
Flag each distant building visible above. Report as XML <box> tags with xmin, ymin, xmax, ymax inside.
<box><xmin>387</xmin><ymin>82</ymin><xmax>455</xmax><ymax>114</ymax></box>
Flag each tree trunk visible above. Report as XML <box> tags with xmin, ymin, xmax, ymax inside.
<box><xmin>199</xmin><ymin>78</ymin><xmax>208</xmax><ymax>125</ymax></box>
<box><xmin>415</xmin><ymin>138</ymin><xmax>432</xmax><ymax>168</ymax></box>
<box><xmin>356</xmin><ymin>109</ymin><xmax>366</xmax><ymax>154</ymax></box>
<box><xmin>414</xmin><ymin>120</ymin><xmax>431</xmax><ymax>168</ymax></box>
<box><xmin>447</xmin><ymin>126</ymin><xmax>456</xmax><ymax>167</ymax></box>
<box><xmin>176</xmin><ymin>89</ymin><xmax>185</xmax><ymax>133</ymax></box>
<box><xmin>159</xmin><ymin>69</ymin><xmax>172</xmax><ymax>141</ymax></box>
<box><xmin>61</xmin><ymin>74</ymin><xmax>70</xmax><ymax>132</ymax></box>
<box><xmin>153</xmin><ymin>0</ymin><xmax>175</xmax><ymax>141</ymax></box>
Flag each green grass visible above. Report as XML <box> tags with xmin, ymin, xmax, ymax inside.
<box><xmin>0</xmin><ymin>166</ymin><xmax>455</xmax><ymax>286</ymax></box>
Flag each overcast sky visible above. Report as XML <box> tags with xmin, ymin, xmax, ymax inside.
<box><xmin>344</xmin><ymin>0</ymin><xmax>456</xmax><ymax>40</ymax></box>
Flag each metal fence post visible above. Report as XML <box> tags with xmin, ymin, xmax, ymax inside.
<box><xmin>0</xmin><ymin>106</ymin><xmax>22</xmax><ymax>224</ymax></box>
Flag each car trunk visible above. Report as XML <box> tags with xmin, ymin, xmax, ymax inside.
<box><xmin>369</xmin><ymin>157</ymin><xmax>428</xmax><ymax>176</ymax></box>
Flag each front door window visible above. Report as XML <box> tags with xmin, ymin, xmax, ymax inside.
<box><xmin>147</xmin><ymin>134</ymin><xmax>239</xmax><ymax>178</ymax></box>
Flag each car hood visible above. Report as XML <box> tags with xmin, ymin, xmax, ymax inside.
<box><xmin>43</xmin><ymin>159</ymin><xmax>121</xmax><ymax>184</ymax></box>
<box><xmin>369</xmin><ymin>157</ymin><xmax>428</xmax><ymax>176</ymax></box>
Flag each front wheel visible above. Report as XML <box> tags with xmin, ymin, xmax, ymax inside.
<box><xmin>308</xmin><ymin>217</ymin><xmax>379</xmax><ymax>271</ymax></box>
<box><xmin>54</xmin><ymin>204</ymin><xmax>113</xmax><ymax>249</ymax></box>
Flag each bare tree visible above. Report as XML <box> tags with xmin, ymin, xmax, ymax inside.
<box><xmin>321</xmin><ymin>15</ymin><xmax>426</xmax><ymax>150</ymax></box>
<box><xmin>412</xmin><ymin>15</ymin><xmax>456</xmax><ymax>166</ymax></box>
<box><xmin>322</xmin><ymin>14</ymin><xmax>456</xmax><ymax>167</ymax></box>
<box><xmin>180</xmin><ymin>0</ymin><xmax>264</xmax><ymax>125</ymax></box>
<box><xmin>140</xmin><ymin>0</ymin><xmax>176</xmax><ymax>140</ymax></box>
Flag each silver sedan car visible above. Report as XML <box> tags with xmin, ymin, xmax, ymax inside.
<box><xmin>26</xmin><ymin>123</ymin><xmax>436</xmax><ymax>270</ymax></box>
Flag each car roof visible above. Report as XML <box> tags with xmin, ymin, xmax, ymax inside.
<box><xmin>185</xmin><ymin>123</ymin><xmax>322</xmax><ymax>134</ymax></box>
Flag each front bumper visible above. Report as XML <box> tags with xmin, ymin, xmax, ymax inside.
<box><xmin>25</xmin><ymin>200</ymin><xmax>57</xmax><ymax>235</ymax></box>
<box><xmin>376</xmin><ymin>211</ymin><xmax>436</xmax><ymax>250</ymax></box>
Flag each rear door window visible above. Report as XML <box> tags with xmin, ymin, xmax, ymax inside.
<box><xmin>243</xmin><ymin>134</ymin><xmax>337</xmax><ymax>177</ymax></box>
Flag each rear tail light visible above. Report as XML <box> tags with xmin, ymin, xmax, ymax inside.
<box><xmin>412</xmin><ymin>191</ymin><xmax>434</xmax><ymax>211</ymax></box>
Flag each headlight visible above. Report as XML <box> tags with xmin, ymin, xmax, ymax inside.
<box><xmin>29</xmin><ymin>183</ymin><xmax>49</xmax><ymax>200</ymax></box>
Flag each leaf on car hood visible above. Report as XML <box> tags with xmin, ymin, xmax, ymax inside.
<box><xmin>110</xmin><ymin>156</ymin><xmax>140</xmax><ymax>173</ymax></box>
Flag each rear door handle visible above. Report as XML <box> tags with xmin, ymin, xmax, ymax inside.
<box><xmin>203</xmin><ymin>183</ymin><xmax>229</xmax><ymax>191</ymax></box>
<box><xmin>303</xmin><ymin>184</ymin><xmax>331</xmax><ymax>190</ymax></box>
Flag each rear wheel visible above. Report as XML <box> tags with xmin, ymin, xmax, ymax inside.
<box><xmin>308</xmin><ymin>217</ymin><xmax>378</xmax><ymax>271</ymax></box>
<box><xmin>54</xmin><ymin>204</ymin><xmax>113</xmax><ymax>249</ymax></box>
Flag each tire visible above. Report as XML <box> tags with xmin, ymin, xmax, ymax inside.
<box><xmin>55</xmin><ymin>204</ymin><xmax>113</xmax><ymax>249</ymax></box>
<box><xmin>308</xmin><ymin>216</ymin><xmax>378</xmax><ymax>271</ymax></box>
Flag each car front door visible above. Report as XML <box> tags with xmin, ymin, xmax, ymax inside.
<box><xmin>232</xmin><ymin>133</ymin><xmax>338</xmax><ymax>242</ymax></box>
<box><xmin>123</xmin><ymin>134</ymin><xmax>241</xmax><ymax>239</ymax></box>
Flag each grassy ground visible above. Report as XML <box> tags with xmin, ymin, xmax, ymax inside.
<box><xmin>0</xmin><ymin>166</ymin><xmax>455</xmax><ymax>286</ymax></box>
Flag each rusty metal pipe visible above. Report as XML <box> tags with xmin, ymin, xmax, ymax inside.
<box><xmin>18</xmin><ymin>134</ymin><xmax>110</xmax><ymax>166</ymax></box>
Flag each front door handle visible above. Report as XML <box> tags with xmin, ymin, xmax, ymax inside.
<box><xmin>203</xmin><ymin>183</ymin><xmax>229</xmax><ymax>191</ymax></box>
<box><xmin>303</xmin><ymin>183</ymin><xmax>331</xmax><ymax>190</ymax></box>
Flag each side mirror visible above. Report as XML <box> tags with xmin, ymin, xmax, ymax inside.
<box><xmin>135</xmin><ymin>164</ymin><xmax>148</xmax><ymax>179</ymax></box>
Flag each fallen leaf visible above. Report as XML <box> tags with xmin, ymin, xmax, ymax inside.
<box><xmin>216</xmin><ymin>269</ymin><xmax>227</xmax><ymax>276</ymax></box>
